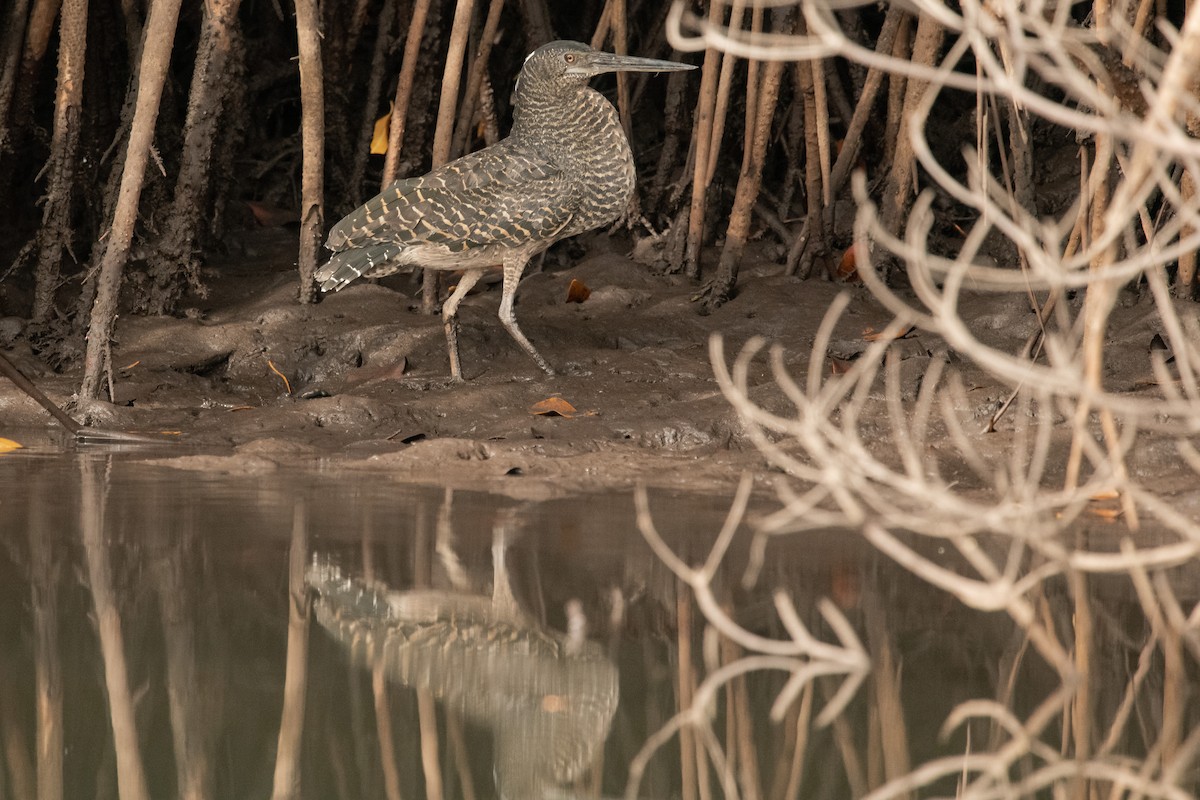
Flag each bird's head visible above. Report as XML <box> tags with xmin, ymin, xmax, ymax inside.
<box><xmin>516</xmin><ymin>40</ymin><xmax>694</xmax><ymax>97</ymax></box>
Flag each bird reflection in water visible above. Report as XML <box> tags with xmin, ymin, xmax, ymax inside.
<box><xmin>306</xmin><ymin>558</ymin><xmax>618</xmax><ymax>800</ymax></box>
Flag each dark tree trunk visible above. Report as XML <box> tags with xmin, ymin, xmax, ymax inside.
<box><xmin>0</xmin><ymin>0</ymin><xmax>61</xmax><ymax>214</ymax></box>
<box><xmin>422</xmin><ymin>0</ymin><xmax>474</xmax><ymax>315</ymax></box>
<box><xmin>348</xmin><ymin>0</ymin><xmax>397</xmax><ymax>210</ymax></box>
<box><xmin>879</xmin><ymin>10</ymin><xmax>946</xmax><ymax>238</ymax></box>
<box><xmin>381</xmin><ymin>0</ymin><xmax>433</xmax><ymax>186</ymax></box>
<box><xmin>449</xmin><ymin>0</ymin><xmax>505</xmax><ymax>160</ymax></box>
<box><xmin>647</xmin><ymin>65</ymin><xmax>692</xmax><ymax>211</ymax></box>
<box><xmin>144</xmin><ymin>0</ymin><xmax>244</xmax><ymax>315</ymax></box>
<box><xmin>0</xmin><ymin>0</ymin><xmax>34</xmax><ymax>154</ymax></box>
<box><xmin>681</xmin><ymin>1</ymin><xmax>723</xmax><ymax>278</ymax></box>
<box><xmin>80</xmin><ymin>0</ymin><xmax>184</xmax><ymax>400</ymax></box>
<box><xmin>294</xmin><ymin>0</ymin><xmax>325</xmax><ymax>303</ymax></box>
<box><xmin>701</xmin><ymin>33</ymin><xmax>786</xmax><ymax>312</ymax></box>
<box><xmin>13</xmin><ymin>0</ymin><xmax>62</xmax><ymax>138</ymax></box>
<box><xmin>31</xmin><ymin>0</ymin><xmax>89</xmax><ymax>324</ymax></box>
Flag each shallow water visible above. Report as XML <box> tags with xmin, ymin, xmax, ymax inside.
<box><xmin>0</xmin><ymin>435</ymin><xmax>1188</xmax><ymax>799</ymax></box>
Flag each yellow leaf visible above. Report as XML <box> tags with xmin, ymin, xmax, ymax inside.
<box><xmin>371</xmin><ymin>102</ymin><xmax>393</xmax><ymax>155</ymax></box>
<box><xmin>0</xmin><ymin>438</ymin><xmax>23</xmax><ymax>453</ymax></box>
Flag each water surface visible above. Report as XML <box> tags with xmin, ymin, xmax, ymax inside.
<box><xmin>0</xmin><ymin>436</ymin><xmax>1185</xmax><ymax>799</ymax></box>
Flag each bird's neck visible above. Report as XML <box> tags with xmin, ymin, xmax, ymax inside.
<box><xmin>511</xmin><ymin>85</ymin><xmax>623</xmax><ymax>163</ymax></box>
<box><xmin>511</xmin><ymin>81</ymin><xmax>636</xmax><ymax>228</ymax></box>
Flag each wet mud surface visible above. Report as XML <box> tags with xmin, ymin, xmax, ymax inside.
<box><xmin>0</xmin><ymin>227</ymin><xmax>1193</xmax><ymax>499</ymax></box>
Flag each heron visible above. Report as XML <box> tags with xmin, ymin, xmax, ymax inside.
<box><xmin>316</xmin><ymin>40</ymin><xmax>694</xmax><ymax>380</ymax></box>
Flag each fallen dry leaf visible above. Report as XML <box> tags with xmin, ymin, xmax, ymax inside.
<box><xmin>530</xmin><ymin>396</ymin><xmax>578</xmax><ymax>418</ymax></box>
<box><xmin>371</xmin><ymin>102</ymin><xmax>393</xmax><ymax>155</ymax></box>
<box><xmin>566</xmin><ymin>278</ymin><xmax>591</xmax><ymax>303</ymax></box>
<box><xmin>121</xmin><ymin>360</ymin><xmax>141</xmax><ymax>370</ymax></box>
<box><xmin>829</xmin><ymin>357</ymin><xmax>855</xmax><ymax>375</ymax></box>
<box><xmin>835</xmin><ymin>246</ymin><xmax>860</xmax><ymax>283</ymax></box>
<box><xmin>829</xmin><ymin>563</ymin><xmax>861</xmax><ymax>609</ymax></box>
<box><xmin>1086</xmin><ymin>507</ymin><xmax>1123</xmax><ymax>521</ymax></box>
<box><xmin>0</xmin><ymin>437</ymin><xmax>24</xmax><ymax>454</ymax></box>
<box><xmin>863</xmin><ymin>324</ymin><xmax>916</xmax><ymax>342</ymax></box>
<box><xmin>1089</xmin><ymin>489</ymin><xmax>1120</xmax><ymax>501</ymax></box>
<box><xmin>245</xmin><ymin>201</ymin><xmax>299</xmax><ymax>228</ymax></box>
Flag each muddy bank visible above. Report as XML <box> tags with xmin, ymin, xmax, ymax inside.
<box><xmin>0</xmin><ymin>228</ymin><xmax>1183</xmax><ymax>495</ymax></box>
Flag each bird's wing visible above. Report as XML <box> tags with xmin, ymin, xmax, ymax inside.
<box><xmin>325</xmin><ymin>144</ymin><xmax>577</xmax><ymax>254</ymax></box>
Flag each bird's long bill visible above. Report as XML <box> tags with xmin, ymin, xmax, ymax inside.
<box><xmin>574</xmin><ymin>52</ymin><xmax>696</xmax><ymax>76</ymax></box>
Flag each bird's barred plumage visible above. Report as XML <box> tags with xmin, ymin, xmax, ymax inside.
<box><xmin>314</xmin><ymin>40</ymin><xmax>694</xmax><ymax>378</ymax></box>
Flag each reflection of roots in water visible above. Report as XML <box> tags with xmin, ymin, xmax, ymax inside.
<box><xmin>634</xmin><ymin>471</ymin><xmax>1199</xmax><ymax>799</ymax></box>
<box><xmin>307</xmin><ymin>559</ymin><xmax>619</xmax><ymax>799</ymax></box>
<box><xmin>641</xmin><ymin>1</ymin><xmax>1200</xmax><ymax>798</ymax></box>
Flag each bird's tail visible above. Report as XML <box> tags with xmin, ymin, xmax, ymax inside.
<box><xmin>315</xmin><ymin>243</ymin><xmax>407</xmax><ymax>292</ymax></box>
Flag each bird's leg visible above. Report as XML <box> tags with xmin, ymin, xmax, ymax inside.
<box><xmin>442</xmin><ymin>268</ymin><xmax>485</xmax><ymax>381</ymax></box>
<box><xmin>499</xmin><ymin>259</ymin><xmax>555</xmax><ymax>376</ymax></box>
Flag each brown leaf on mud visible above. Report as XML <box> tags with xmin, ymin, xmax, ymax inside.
<box><xmin>245</xmin><ymin>201</ymin><xmax>299</xmax><ymax>228</ymax></box>
<box><xmin>830</xmin><ymin>563</ymin><xmax>860</xmax><ymax>609</ymax></box>
<box><xmin>863</xmin><ymin>324</ymin><xmax>916</xmax><ymax>342</ymax></box>
<box><xmin>529</xmin><ymin>396</ymin><xmax>578</xmax><ymax>417</ymax></box>
<box><xmin>121</xmin><ymin>360</ymin><xmax>141</xmax><ymax>370</ymax></box>
<box><xmin>1089</xmin><ymin>489</ymin><xmax>1120</xmax><ymax>501</ymax></box>
<box><xmin>0</xmin><ymin>438</ymin><xmax>24</xmax><ymax>454</ymax></box>
<box><xmin>566</xmin><ymin>278</ymin><xmax>591</xmax><ymax>303</ymax></box>
<box><xmin>829</xmin><ymin>357</ymin><xmax>855</xmax><ymax>374</ymax></box>
<box><xmin>835</xmin><ymin>246</ymin><xmax>861</xmax><ymax>283</ymax></box>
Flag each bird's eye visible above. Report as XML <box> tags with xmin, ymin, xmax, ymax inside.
<box><xmin>564</xmin><ymin>53</ymin><xmax>576</xmax><ymax>64</ymax></box>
